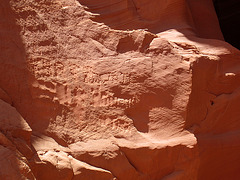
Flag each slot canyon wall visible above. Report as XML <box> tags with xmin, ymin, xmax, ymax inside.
<box><xmin>0</xmin><ymin>0</ymin><xmax>240</xmax><ymax>179</ymax></box>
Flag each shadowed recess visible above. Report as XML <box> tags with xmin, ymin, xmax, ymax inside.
<box><xmin>214</xmin><ymin>0</ymin><xmax>240</xmax><ymax>49</ymax></box>
<box><xmin>78</xmin><ymin>0</ymin><xmax>226</xmax><ymax>41</ymax></box>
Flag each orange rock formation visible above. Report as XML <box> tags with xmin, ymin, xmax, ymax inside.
<box><xmin>0</xmin><ymin>0</ymin><xmax>239</xmax><ymax>179</ymax></box>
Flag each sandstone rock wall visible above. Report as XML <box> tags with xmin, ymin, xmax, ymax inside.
<box><xmin>0</xmin><ymin>0</ymin><xmax>239</xmax><ymax>179</ymax></box>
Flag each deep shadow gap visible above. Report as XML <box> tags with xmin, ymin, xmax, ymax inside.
<box><xmin>214</xmin><ymin>0</ymin><xmax>240</xmax><ymax>49</ymax></box>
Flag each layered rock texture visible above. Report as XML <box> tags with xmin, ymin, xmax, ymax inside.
<box><xmin>0</xmin><ymin>0</ymin><xmax>240</xmax><ymax>179</ymax></box>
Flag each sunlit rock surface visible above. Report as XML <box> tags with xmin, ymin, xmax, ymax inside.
<box><xmin>0</xmin><ymin>0</ymin><xmax>239</xmax><ymax>179</ymax></box>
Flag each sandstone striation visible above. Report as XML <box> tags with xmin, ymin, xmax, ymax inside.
<box><xmin>0</xmin><ymin>0</ymin><xmax>240</xmax><ymax>179</ymax></box>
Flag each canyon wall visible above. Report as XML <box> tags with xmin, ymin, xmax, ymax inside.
<box><xmin>0</xmin><ymin>0</ymin><xmax>239</xmax><ymax>179</ymax></box>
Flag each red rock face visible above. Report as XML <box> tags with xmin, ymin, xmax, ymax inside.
<box><xmin>0</xmin><ymin>0</ymin><xmax>239</xmax><ymax>179</ymax></box>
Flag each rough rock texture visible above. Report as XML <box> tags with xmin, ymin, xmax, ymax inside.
<box><xmin>0</xmin><ymin>0</ymin><xmax>240</xmax><ymax>179</ymax></box>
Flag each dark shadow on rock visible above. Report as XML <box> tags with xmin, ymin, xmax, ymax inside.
<box><xmin>77</xmin><ymin>0</ymin><xmax>194</xmax><ymax>34</ymax></box>
<box><xmin>0</xmin><ymin>1</ymin><xmax>53</xmax><ymax>132</ymax></box>
<box><xmin>214</xmin><ymin>0</ymin><xmax>240</xmax><ymax>50</ymax></box>
<box><xmin>125</xmin><ymin>92</ymin><xmax>173</xmax><ymax>133</ymax></box>
<box><xmin>0</xmin><ymin>1</ymin><xmax>27</xmax><ymax>110</ymax></box>
<box><xmin>78</xmin><ymin>0</ymin><xmax>238</xmax><ymax>48</ymax></box>
<box><xmin>78</xmin><ymin>0</ymin><xmax>143</xmax><ymax>31</ymax></box>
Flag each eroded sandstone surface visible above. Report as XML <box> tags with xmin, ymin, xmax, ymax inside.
<box><xmin>0</xmin><ymin>0</ymin><xmax>240</xmax><ymax>179</ymax></box>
